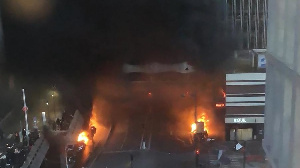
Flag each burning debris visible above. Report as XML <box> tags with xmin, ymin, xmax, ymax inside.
<box><xmin>191</xmin><ymin>112</ymin><xmax>210</xmax><ymax>133</ymax></box>
<box><xmin>191</xmin><ymin>123</ymin><xmax>197</xmax><ymax>133</ymax></box>
<box><xmin>197</xmin><ymin>113</ymin><xmax>210</xmax><ymax>133</ymax></box>
<box><xmin>77</xmin><ymin>132</ymin><xmax>89</xmax><ymax>144</ymax></box>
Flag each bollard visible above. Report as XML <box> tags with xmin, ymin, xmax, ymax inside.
<box><xmin>142</xmin><ymin>141</ymin><xmax>146</xmax><ymax>150</ymax></box>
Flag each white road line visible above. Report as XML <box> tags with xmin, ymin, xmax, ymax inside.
<box><xmin>120</xmin><ymin>120</ymin><xmax>129</xmax><ymax>150</ymax></box>
<box><xmin>148</xmin><ymin>123</ymin><xmax>152</xmax><ymax>150</ymax></box>
<box><xmin>148</xmin><ymin>133</ymin><xmax>152</xmax><ymax>149</ymax></box>
<box><xmin>147</xmin><ymin>106</ymin><xmax>153</xmax><ymax>150</ymax></box>
<box><xmin>139</xmin><ymin>124</ymin><xmax>145</xmax><ymax>150</ymax></box>
<box><xmin>140</xmin><ymin>108</ymin><xmax>151</xmax><ymax>150</ymax></box>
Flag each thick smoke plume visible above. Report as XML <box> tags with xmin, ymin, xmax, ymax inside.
<box><xmin>89</xmin><ymin>0</ymin><xmax>233</xmax><ymax>140</ymax></box>
<box><xmin>1</xmin><ymin>0</ymin><xmax>234</xmax><ymax>143</ymax></box>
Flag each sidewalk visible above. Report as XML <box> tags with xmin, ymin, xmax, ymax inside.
<box><xmin>209</xmin><ymin>140</ymin><xmax>268</xmax><ymax>168</ymax></box>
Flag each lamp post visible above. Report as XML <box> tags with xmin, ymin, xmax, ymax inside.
<box><xmin>184</xmin><ymin>67</ymin><xmax>197</xmax><ymax>122</ymax></box>
<box><xmin>44</xmin><ymin>101</ymin><xmax>49</xmax><ymax>125</ymax></box>
<box><xmin>182</xmin><ymin>91</ymin><xmax>198</xmax><ymax>123</ymax></box>
<box><xmin>52</xmin><ymin>93</ymin><xmax>56</xmax><ymax>119</ymax></box>
<box><xmin>193</xmin><ymin>92</ymin><xmax>198</xmax><ymax>123</ymax></box>
<box><xmin>46</xmin><ymin>100</ymin><xmax>49</xmax><ymax>113</ymax></box>
<box><xmin>22</xmin><ymin>89</ymin><xmax>29</xmax><ymax>146</ymax></box>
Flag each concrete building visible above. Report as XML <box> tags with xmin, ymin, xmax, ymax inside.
<box><xmin>0</xmin><ymin>8</ymin><xmax>4</xmax><ymax>64</ymax></box>
<box><xmin>225</xmin><ymin>73</ymin><xmax>265</xmax><ymax>141</ymax></box>
<box><xmin>263</xmin><ymin>0</ymin><xmax>300</xmax><ymax>168</ymax></box>
<box><xmin>225</xmin><ymin>49</ymin><xmax>266</xmax><ymax>141</ymax></box>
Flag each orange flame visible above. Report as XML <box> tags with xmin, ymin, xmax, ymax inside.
<box><xmin>197</xmin><ymin>113</ymin><xmax>209</xmax><ymax>133</ymax></box>
<box><xmin>221</xmin><ymin>89</ymin><xmax>226</xmax><ymax>98</ymax></box>
<box><xmin>191</xmin><ymin>123</ymin><xmax>196</xmax><ymax>133</ymax></box>
<box><xmin>78</xmin><ymin>131</ymin><xmax>89</xmax><ymax>144</ymax></box>
<box><xmin>90</xmin><ymin>108</ymin><xmax>98</xmax><ymax>128</ymax></box>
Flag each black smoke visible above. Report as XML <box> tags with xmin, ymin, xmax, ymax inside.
<box><xmin>0</xmin><ymin>0</ymin><xmax>235</xmax><ymax>129</ymax></box>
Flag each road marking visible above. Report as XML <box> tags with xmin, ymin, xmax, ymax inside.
<box><xmin>120</xmin><ymin>120</ymin><xmax>129</xmax><ymax>150</ymax></box>
<box><xmin>140</xmin><ymin>109</ymin><xmax>151</xmax><ymax>150</ymax></box>
<box><xmin>148</xmin><ymin>132</ymin><xmax>152</xmax><ymax>150</ymax></box>
<box><xmin>147</xmin><ymin>112</ymin><xmax>153</xmax><ymax>150</ymax></box>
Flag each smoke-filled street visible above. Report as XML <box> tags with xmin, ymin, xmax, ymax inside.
<box><xmin>86</xmin><ymin>70</ymin><xmax>225</xmax><ymax>168</ymax></box>
<box><xmin>90</xmin><ymin>85</ymin><xmax>197</xmax><ymax>168</ymax></box>
<box><xmin>1</xmin><ymin>0</ymin><xmax>267</xmax><ymax>167</ymax></box>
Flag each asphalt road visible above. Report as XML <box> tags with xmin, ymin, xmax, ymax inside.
<box><xmin>90</xmin><ymin>96</ymin><xmax>196</xmax><ymax>168</ymax></box>
<box><xmin>91</xmin><ymin>150</ymin><xmax>196</xmax><ymax>168</ymax></box>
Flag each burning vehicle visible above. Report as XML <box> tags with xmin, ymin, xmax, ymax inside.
<box><xmin>66</xmin><ymin>131</ymin><xmax>88</xmax><ymax>166</ymax></box>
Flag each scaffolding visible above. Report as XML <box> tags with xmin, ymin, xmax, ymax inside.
<box><xmin>224</xmin><ymin>0</ymin><xmax>268</xmax><ymax>49</ymax></box>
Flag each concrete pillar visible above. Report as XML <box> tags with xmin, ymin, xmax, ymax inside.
<box><xmin>265</xmin><ymin>0</ymin><xmax>300</xmax><ymax>167</ymax></box>
<box><xmin>279</xmin><ymin>79</ymin><xmax>292</xmax><ymax>168</ymax></box>
<box><xmin>293</xmin><ymin>86</ymin><xmax>300</xmax><ymax>167</ymax></box>
<box><xmin>0</xmin><ymin>8</ymin><xmax>4</xmax><ymax>65</ymax></box>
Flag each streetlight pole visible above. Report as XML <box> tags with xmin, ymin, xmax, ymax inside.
<box><xmin>184</xmin><ymin>67</ymin><xmax>197</xmax><ymax>122</ymax></box>
<box><xmin>182</xmin><ymin>91</ymin><xmax>198</xmax><ymax>123</ymax></box>
<box><xmin>52</xmin><ymin>93</ymin><xmax>56</xmax><ymax>119</ymax></box>
<box><xmin>46</xmin><ymin>101</ymin><xmax>49</xmax><ymax>113</ymax></box>
<box><xmin>193</xmin><ymin>92</ymin><xmax>198</xmax><ymax>123</ymax></box>
<box><xmin>45</xmin><ymin>101</ymin><xmax>49</xmax><ymax>124</ymax></box>
<box><xmin>22</xmin><ymin>89</ymin><xmax>29</xmax><ymax>146</ymax></box>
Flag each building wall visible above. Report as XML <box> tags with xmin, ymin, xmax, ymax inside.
<box><xmin>225</xmin><ymin>73</ymin><xmax>265</xmax><ymax>141</ymax></box>
<box><xmin>0</xmin><ymin>8</ymin><xmax>4</xmax><ymax>64</ymax></box>
<box><xmin>264</xmin><ymin>0</ymin><xmax>300</xmax><ymax>168</ymax></box>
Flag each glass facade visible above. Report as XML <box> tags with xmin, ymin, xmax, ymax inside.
<box><xmin>223</xmin><ymin>0</ymin><xmax>268</xmax><ymax>49</ymax></box>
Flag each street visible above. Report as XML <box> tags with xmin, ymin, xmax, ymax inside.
<box><xmin>92</xmin><ymin>150</ymin><xmax>195</xmax><ymax>168</ymax></box>
<box><xmin>90</xmin><ymin>91</ymin><xmax>196</xmax><ymax>168</ymax></box>
<box><xmin>0</xmin><ymin>0</ymin><xmax>274</xmax><ymax>167</ymax></box>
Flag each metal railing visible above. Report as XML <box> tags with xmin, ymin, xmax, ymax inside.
<box><xmin>65</xmin><ymin>110</ymin><xmax>84</xmax><ymax>144</ymax></box>
<box><xmin>60</xmin><ymin>110</ymin><xmax>84</xmax><ymax>168</ymax></box>
<box><xmin>20</xmin><ymin>137</ymin><xmax>49</xmax><ymax>168</ymax></box>
<box><xmin>20</xmin><ymin>110</ymin><xmax>83</xmax><ymax>168</ymax></box>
